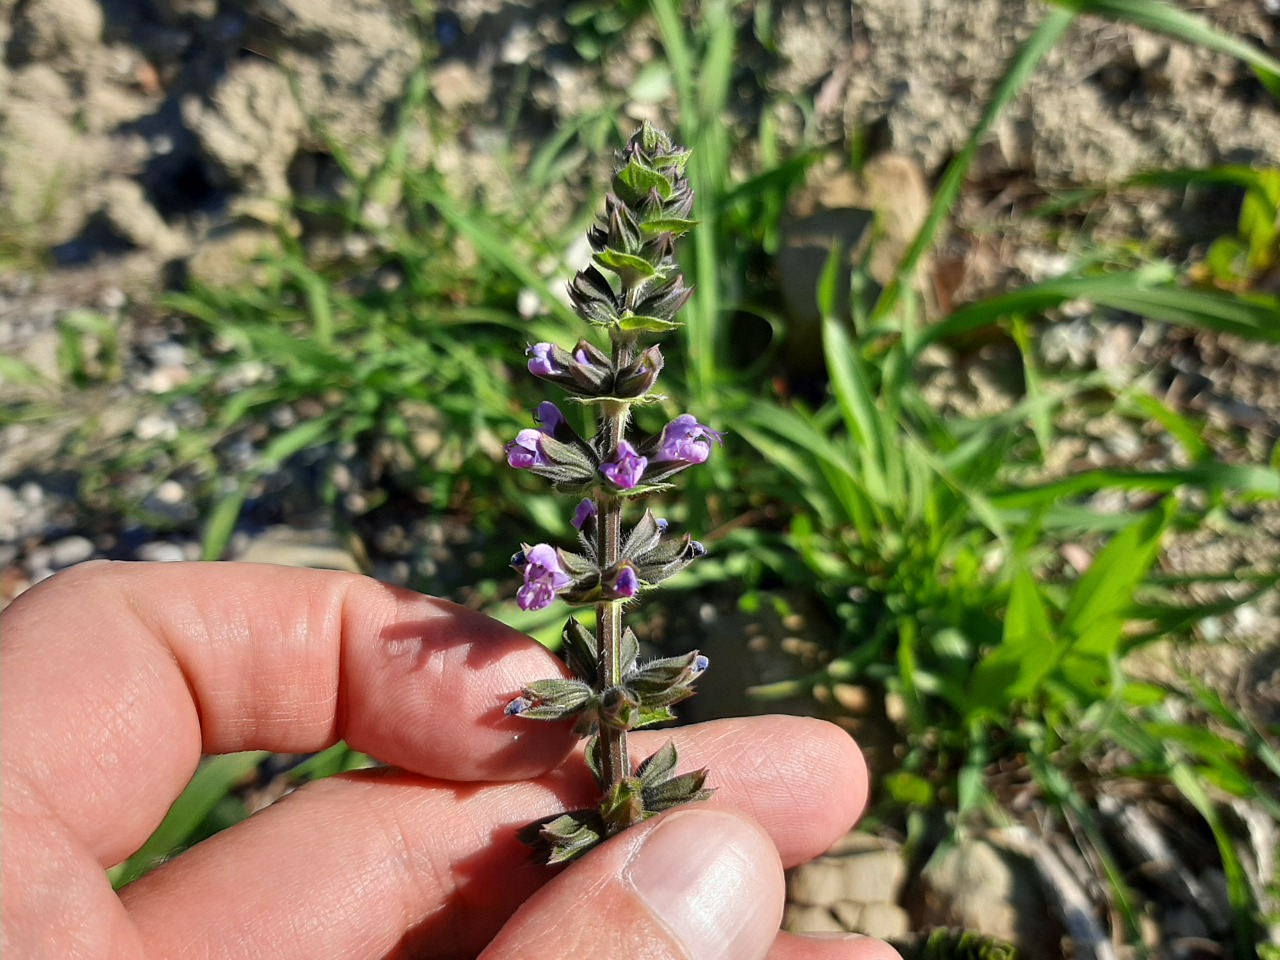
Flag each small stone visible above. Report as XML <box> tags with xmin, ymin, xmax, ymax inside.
<box><xmin>49</xmin><ymin>535</ymin><xmax>93</xmax><ymax>568</ymax></box>
<box><xmin>830</xmin><ymin>900</ymin><xmax>863</xmax><ymax>930</ymax></box>
<box><xmin>832</xmin><ymin>683</ymin><xmax>870</xmax><ymax>713</ymax></box>
<box><xmin>856</xmin><ymin>902</ymin><xmax>910</xmax><ymax>939</ymax></box>
<box><xmin>235</xmin><ymin>526</ymin><xmax>361</xmax><ymax>573</ymax></box>
<box><xmin>788</xmin><ymin>850</ymin><xmax>907</xmax><ymax>907</ymax></box>
<box><xmin>783</xmin><ymin>904</ymin><xmax>846</xmax><ymax>935</ymax></box>
<box><xmin>134</xmin><ymin>413</ymin><xmax>177</xmax><ymax>441</ymax></box>
<box><xmin>137</xmin><ymin>541</ymin><xmax>186</xmax><ymax>563</ymax></box>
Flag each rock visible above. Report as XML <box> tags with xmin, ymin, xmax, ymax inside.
<box><xmin>186</xmin><ymin>58</ymin><xmax>304</xmax><ymax>199</ymax></box>
<box><xmin>776</xmin><ymin>153</ymin><xmax>929</xmax><ymax>377</ymax></box>
<box><xmin>8</xmin><ymin>0</ymin><xmax>104</xmax><ymax>67</ymax></box>
<box><xmin>48</xmin><ymin>535</ymin><xmax>93</xmax><ymax>568</ymax></box>
<box><xmin>136</xmin><ymin>541</ymin><xmax>187</xmax><ymax>563</ymax></box>
<box><xmin>855</xmin><ymin>901</ymin><xmax>910</xmax><ymax>939</ymax></box>
<box><xmin>97</xmin><ymin>177</ymin><xmax>178</xmax><ymax>254</ymax></box>
<box><xmin>788</xmin><ymin>842</ymin><xmax>907</xmax><ymax>907</ymax></box>
<box><xmin>234</xmin><ymin>526</ymin><xmax>362</xmax><ymax>573</ymax></box>
<box><xmin>184</xmin><ymin>223</ymin><xmax>282</xmax><ymax>288</ymax></box>
<box><xmin>782</xmin><ymin>904</ymin><xmax>846</xmax><ymax>935</ymax></box>
<box><xmin>432</xmin><ymin>61</ymin><xmax>491</xmax><ymax>112</ymax></box>
<box><xmin>242</xmin><ymin>0</ymin><xmax>427</xmax><ymax>178</ymax></box>
<box><xmin>918</xmin><ymin>836</ymin><xmax>1055</xmax><ymax>957</ymax></box>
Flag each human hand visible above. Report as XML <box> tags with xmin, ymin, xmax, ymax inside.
<box><xmin>1</xmin><ymin>561</ymin><xmax>898</xmax><ymax>960</ymax></box>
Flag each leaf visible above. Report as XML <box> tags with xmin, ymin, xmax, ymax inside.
<box><xmin>640</xmin><ymin>217</ymin><xmax>700</xmax><ymax>236</ymax></box>
<box><xmin>593</xmin><ymin>248</ymin><xmax>657</xmax><ymax>280</ymax></box>
<box><xmin>968</xmin><ymin>568</ymin><xmax>1057</xmax><ymax>711</ymax></box>
<box><xmin>613</xmin><ymin>157</ymin><xmax>674</xmax><ymax>202</ymax></box>
<box><xmin>1060</xmin><ymin>499</ymin><xmax>1173</xmax><ymax>660</ymax></box>
<box><xmin>616</xmin><ymin>313</ymin><xmax>679</xmax><ymax>334</ymax></box>
<box><xmin>921</xmin><ymin>273</ymin><xmax>1280</xmax><ymax>350</ymax></box>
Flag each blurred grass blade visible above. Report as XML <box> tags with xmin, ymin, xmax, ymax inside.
<box><xmin>1061</xmin><ymin>499</ymin><xmax>1172</xmax><ymax>657</ymax></box>
<box><xmin>1048</xmin><ymin>0</ymin><xmax>1280</xmax><ymax>98</ymax></box>
<box><xmin>993</xmin><ymin>462</ymin><xmax>1280</xmax><ymax>509</ymax></box>
<box><xmin>821</xmin><ymin>250</ymin><xmax>890</xmax><ymax>500</ymax></box>
<box><xmin>111</xmin><ymin>751</ymin><xmax>269</xmax><ymax>888</ymax></box>
<box><xmin>201</xmin><ymin>414</ymin><xmax>340</xmax><ymax>560</ymax></box>
<box><xmin>872</xmin><ymin>7</ymin><xmax>1076</xmax><ymax>324</ymax></box>
<box><xmin>1168</xmin><ymin>763</ymin><xmax>1259</xmax><ymax>952</ymax></box>
<box><xmin>423</xmin><ymin>186</ymin><xmax>581</xmax><ymax>328</ymax></box>
<box><xmin>969</xmin><ymin>568</ymin><xmax>1056</xmax><ymax>710</ymax></box>
<box><xmin>921</xmin><ymin>273</ymin><xmax>1280</xmax><ymax>349</ymax></box>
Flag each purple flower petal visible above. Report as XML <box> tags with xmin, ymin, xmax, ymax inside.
<box><xmin>653</xmin><ymin>414</ymin><xmax>724</xmax><ymax>465</ymax></box>
<box><xmin>600</xmin><ymin>441</ymin><xmax>647</xmax><ymax>490</ymax></box>
<box><xmin>526</xmin><ymin>342</ymin><xmax>560</xmax><ymax>377</ymax></box>
<box><xmin>505</xmin><ymin>696</ymin><xmax>532</xmax><ymax>716</ymax></box>
<box><xmin>505</xmin><ymin>429</ymin><xmax>547</xmax><ymax>469</ymax></box>
<box><xmin>535</xmin><ymin>401</ymin><xmax>564</xmax><ymax>435</ymax></box>
<box><xmin>516</xmin><ymin>543</ymin><xmax>573</xmax><ymax>611</ymax></box>
<box><xmin>614</xmin><ymin>566</ymin><xmax>638</xmax><ymax>599</ymax></box>
<box><xmin>692</xmin><ymin>654</ymin><xmax>709</xmax><ymax>675</ymax></box>
<box><xmin>571</xmin><ymin>498</ymin><xmax>597</xmax><ymax>530</ymax></box>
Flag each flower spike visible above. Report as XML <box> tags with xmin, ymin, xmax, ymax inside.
<box><xmin>501</xmin><ymin>124</ymin><xmax>714</xmax><ymax>864</ymax></box>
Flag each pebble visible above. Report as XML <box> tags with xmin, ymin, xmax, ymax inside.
<box><xmin>49</xmin><ymin>535</ymin><xmax>94</xmax><ymax>568</ymax></box>
<box><xmin>137</xmin><ymin>541</ymin><xmax>187</xmax><ymax>562</ymax></box>
<box><xmin>134</xmin><ymin>413</ymin><xmax>178</xmax><ymax>441</ymax></box>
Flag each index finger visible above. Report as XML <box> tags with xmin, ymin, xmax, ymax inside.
<box><xmin>0</xmin><ymin>560</ymin><xmax>577</xmax><ymax>868</ymax></box>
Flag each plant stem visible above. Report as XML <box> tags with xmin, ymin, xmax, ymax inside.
<box><xmin>595</xmin><ymin>339</ymin><xmax>634</xmax><ymax>812</ymax></box>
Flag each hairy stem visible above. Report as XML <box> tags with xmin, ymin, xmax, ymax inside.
<box><xmin>595</xmin><ymin>340</ymin><xmax>635</xmax><ymax>822</ymax></box>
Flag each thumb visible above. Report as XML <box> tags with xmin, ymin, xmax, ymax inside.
<box><xmin>481</xmin><ymin>807</ymin><xmax>785</xmax><ymax>960</ymax></box>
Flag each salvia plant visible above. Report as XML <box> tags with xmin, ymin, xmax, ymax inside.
<box><xmin>502</xmin><ymin>122</ymin><xmax>722</xmax><ymax>864</ymax></box>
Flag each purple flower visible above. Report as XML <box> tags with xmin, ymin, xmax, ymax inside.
<box><xmin>505</xmin><ymin>429</ymin><xmax>547</xmax><ymax>469</ymax></box>
<box><xmin>535</xmin><ymin>401</ymin><xmax>564</xmax><ymax>434</ymax></box>
<box><xmin>692</xmin><ymin>654</ymin><xmax>709</xmax><ymax>675</ymax></box>
<box><xmin>526</xmin><ymin>342</ymin><xmax>560</xmax><ymax>377</ymax></box>
<box><xmin>600</xmin><ymin>441</ymin><xmax>647</xmax><ymax>490</ymax></box>
<box><xmin>571</xmin><ymin>498</ymin><xmax>597</xmax><ymax>530</ymax></box>
<box><xmin>516</xmin><ymin>543</ymin><xmax>572</xmax><ymax>611</ymax></box>
<box><xmin>653</xmin><ymin>414</ymin><xmax>724</xmax><ymax>465</ymax></box>
<box><xmin>612</xmin><ymin>565</ymin><xmax>639</xmax><ymax>599</ymax></box>
<box><xmin>505</xmin><ymin>696</ymin><xmax>532</xmax><ymax>716</ymax></box>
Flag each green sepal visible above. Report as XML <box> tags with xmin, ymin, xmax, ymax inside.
<box><xmin>641</xmin><ymin>217</ymin><xmax>700</xmax><ymax>236</ymax></box>
<box><xmin>633</xmin><ymin>705</ymin><xmax>677</xmax><ymax>728</ymax></box>
<box><xmin>598</xmin><ymin>686</ymin><xmax>640</xmax><ymax>730</ymax></box>
<box><xmin>613</xmin><ymin>157</ymin><xmax>674</xmax><ymax>204</ymax></box>
<box><xmin>593</xmin><ymin>248</ymin><xmax>656</xmax><ymax>281</ymax></box>
<box><xmin>636</xmin><ymin>740</ymin><xmax>679</xmax><ymax>785</ymax></box>
<box><xmin>621</xmin><ymin>509</ymin><xmax>665</xmax><ymax>561</ymax></box>
<box><xmin>517</xmin><ymin>677</ymin><xmax>593</xmax><ymax>720</ymax></box>
<box><xmin>584</xmin><ymin>735</ymin><xmax>604</xmax><ymax>789</ymax></box>
<box><xmin>644</xmin><ymin>768</ymin><xmax>713</xmax><ymax>811</ymax></box>
<box><xmin>619</xmin><ymin>626</ymin><xmax>640</xmax><ymax>674</ymax></box>
<box><xmin>561</xmin><ymin>618</ymin><xmax>598</xmax><ymax>684</ymax></box>
<box><xmin>517</xmin><ymin>809</ymin><xmax>606</xmax><ymax>864</ymax></box>
<box><xmin>627</xmin><ymin>650</ymin><xmax>705</xmax><ymax>698</ymax></box>
<box><xmin>600</xmin><ymin>776</ymin><xmax>646</xmax><ymax>830</ymax></box>
<box><xmin>617</xmin><ymin>314</ymin><xmax>680</xmax><ymax>334</ymax></box>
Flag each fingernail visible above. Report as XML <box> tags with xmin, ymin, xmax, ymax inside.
<box><xmin>625</xmin><ymin>810</ymin><xmax>781</xmax><ymax>960</ymax></box>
